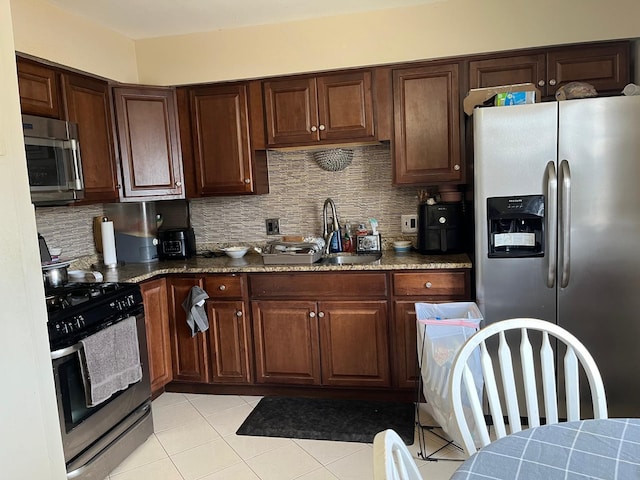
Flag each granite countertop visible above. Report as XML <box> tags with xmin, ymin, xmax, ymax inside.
<box><xmin>84</xmin><ymin>251</ymin><xmax>472</xmax><ymax>284</ymax></box>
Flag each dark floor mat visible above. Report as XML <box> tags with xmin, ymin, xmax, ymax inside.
<box><xmin>236</xmin><ymin>396</ymin><xmax>415</xmax><ymax>444</ymax></box>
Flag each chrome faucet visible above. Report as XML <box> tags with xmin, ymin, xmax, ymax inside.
<box><xmin>322</xmin><ymin>198</ymin><xmax>341</xmax><ymax>254</ymax></box>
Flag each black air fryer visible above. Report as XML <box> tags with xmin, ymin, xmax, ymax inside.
<box><xmin>417</xmin><ymin>202</ymin><xmax>464</xmax><ymax>253</ymax></box>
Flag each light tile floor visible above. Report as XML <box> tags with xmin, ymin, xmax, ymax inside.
<box><xmin>104</xmin><ymin>393</ymin><xmax>465</xmax><ymax>480</ymax></box>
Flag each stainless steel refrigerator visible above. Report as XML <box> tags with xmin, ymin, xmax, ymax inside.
<box><xmin>474</xmin><ymin>95</ymin><xmax>640</xmax><ymax>418</ymax></box>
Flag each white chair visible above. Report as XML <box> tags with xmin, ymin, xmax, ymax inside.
<box><xmin>373</xmin><ymin>429</ymin><xmax>422</xmax><ymax>480</ymax></box>
<box><xmin>449</xmin><ymin>318</ymin><xmax>608</xmax><ymax>457</ymax></box>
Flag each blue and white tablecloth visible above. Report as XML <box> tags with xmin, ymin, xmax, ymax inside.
<box><xmin>451</xmin><ymin>418</ymin><xmax>640</xmax><ymax>479</ymax></box>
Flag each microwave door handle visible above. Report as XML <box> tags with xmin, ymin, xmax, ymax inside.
<box><xmin>559</xmin><ymin>160</ymin><xmax>571</xmax><ymax>288</ymax></box>
<box><xmin>546</xmin><ymin>161</ymin><xmax>558</xmax><ymax>288</ymax></box>
<box><xmin>65</xmin><ymin>139</ymin><xmax>84</xmax><ymax>191</ymax></box>
<box><xmin>51</xmin><ymin>341</ymin><xmax>83</xmax><ymax>360</ymax></box>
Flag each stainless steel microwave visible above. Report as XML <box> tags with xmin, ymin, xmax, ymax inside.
<box><xmin>22</xmin><ymin>114</ymin><xmax>84</xmax><ymax>205</ymax></box>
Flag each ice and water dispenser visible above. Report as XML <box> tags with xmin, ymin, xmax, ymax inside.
<box><xmin>487</xmin><ymin>195</ymin><xmax>544</xmax><ymax>257</ymax></box>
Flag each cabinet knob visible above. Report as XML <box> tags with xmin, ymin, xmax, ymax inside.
<box><xmin>453</xmin><ymin>164</ymin><xmax>460</xmax><ymax>171</ymax></box>
<box><xmin>310</xmin><ymin>126</ymin><xmax>317</xmax><ymax>132</ymax></box>
<box><xmin>425</xmin><ymin>282</ymin><xmax>432</xmax><ymax>289</ymax></box>
<box><xmin>218</xmin><ymin>285</ymin><xmax>226</xmax><ymax>291</ymax></box>
<box><xmin>236</xmin><ymin>310</ymin><xmax>243</xmax><ymax>317</ymax></box>
<box><xmin>318</xmin><ymin>311</ymin><xmax>325</xmax><ymax>318</ymax></box>
<box><xmin>318</xmin><ymin>124</ymin><xmax>326</xmax><ymax>131</ymax></box>
<box><xmin>538</xmin><ymin>80</ymin><xmax>546</xmax><ymax>87</ymax></box>
<box><xmin>309</xmin><ymin>311</ymin><xmax>316</xmax><ymax>318</ymax></box>
<box><xmin>244</xmin><ymin>178</ymin><xmax>251</xmax><ymax>184</ymax></box>
<box><xmin>175</xmin><ymin>181</ymin><xmax>182</xmax><ymax>187</ymax></box>
<box><xmin>117</xmin><ymin>184</ymin><xmax>122</xmax><ymax>189</ymax></box>
<box><xmin>549</xmin><ymin>79</ymin><xmax>557</xmax><ymax>86</ymax></box>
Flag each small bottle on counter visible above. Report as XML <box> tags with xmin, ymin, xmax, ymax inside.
<box><xmin>329</xmin><ymin>226</ymin><xmax>343</xmax><ymax>253</ymax></box>
<box><xmin>343</xmin><ymin>222</ymin><xmax>353</xmax><ymax>252</ymax></box>
<box><xmin>356</xmin><ymin>223</ymin><xmax>368</xmax><ymax>236</ymax></box>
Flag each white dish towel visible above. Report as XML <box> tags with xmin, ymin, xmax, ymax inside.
<box><xmin>182</xmin><ymin>286</ymin><xmax>210</xmax><ymax>336</ymax></box>
<box><xmin>79</xmin><ymin>316</ymin><xmax>143</xmax><ymax>407</ymax></box>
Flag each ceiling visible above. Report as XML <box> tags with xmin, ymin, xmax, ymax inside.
<box><xmin>45</xmin><ymin>0</ymin><xmax>442</xmax><ymax>40</ymax></box>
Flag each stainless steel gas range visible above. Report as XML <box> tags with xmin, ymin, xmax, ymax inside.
<box><xmin>46</xmin><ymin>282</ymin><xmax>153</xmax><ymax>479</ymax></box>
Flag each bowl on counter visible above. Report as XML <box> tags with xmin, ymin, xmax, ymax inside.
<box><xmin>221</xmin><ymin>246</ymin><xmax>250</xmax><ymax>259</ymax></box>
<box><xmin>393</xmin><ymin>241</ymin><xmax>412</xmax><ymax>253</ymax></box>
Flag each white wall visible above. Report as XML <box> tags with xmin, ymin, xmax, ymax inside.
<box><xmin>0</xmin><ymin>0</ymin><xmax>67</xmax><ymax>478</ymax></box>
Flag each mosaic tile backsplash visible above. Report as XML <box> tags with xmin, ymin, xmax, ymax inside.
<box><xmin>35</xmin><ymin>144</ymin><xmax>421</xmax><ymax>259</ymax></box>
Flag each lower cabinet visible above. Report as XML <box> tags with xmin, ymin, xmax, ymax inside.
<box><xmin>249</xmin><ymin>272</ymin><xmax>390</xmax><ymax>388</ymax></box>
<box><xmin>140</xmin><ymin>278</ymin><xmax>173</xmax><ymax>395</ymax></box>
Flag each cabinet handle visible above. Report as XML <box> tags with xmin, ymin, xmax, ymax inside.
<box><xmin>538</xmin><ymin>80</ymin><xmax>546</xmax><ymax>87</ymax></box>
<box><xmin>175</xmin><ymin>181</ymin><xmax>182</xmax><ymax>187</ymax></box>
<box><xmin>453</xmin><ymin>164</ymin><xmax>460</xmax><ymax>171</ymax></box>
<box><xmin>244</xmin><ymin>178</ymin><xmax>251</xmax><ymax>184</ymax></box>
<box><xmin>310</xmin><ymin>126</ymin><xmax>317</xmax><ymax>132</ymax></box>
<box><xmin>236</xmin><ymin>310</ymin><xmax>243</xmax><ymax>317</ymax></box>
<box><xmin>425</xmin><ymin>282</ymin><xmax>432</xmax><ymax>289</ymax></box>
<box><xmin>218</xmin><ymin>285</ymin><xmax>226</xmax><ymax>291</ymax></box>
<box><xmin>318</xmin><ymin>124</ymin><xmax>326</xmax><ymax>131</ymax></box>
<box><xmin>309</xmin><ymin>311</ymin><xmax>316</xmax><ymax>318</ymax></box>
<box><xmin>549</xmin><ymin>79</ymin><xmax>557</xmax><ymax>86</ymax></box>
<box><xmin>318</xmin><ymin>311</ymin><xmax>325</xmax><ymax>318</ymax></box>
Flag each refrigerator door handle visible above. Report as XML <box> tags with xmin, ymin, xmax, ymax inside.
<box><xmin>546</xmin><ymin>161</ymin><xmax>558</xmax><ymax>288</ymax></box>
<box><xmin>559</xmin><ymin>160</ymin><xmax>571</xmax><ymax>288</ymax></box>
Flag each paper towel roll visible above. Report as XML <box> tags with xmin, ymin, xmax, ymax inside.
<box><xmin>101</xmin><ymin>219</ymin><xmax>118</xmax><ymax>267</ymax></box>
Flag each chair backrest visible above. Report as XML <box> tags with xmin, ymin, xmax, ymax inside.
<box><xmin>449</xmin><ymin>318</ymin><xmax>608</xmax><ymax>457</ymax></box>
<box><xmin>373</xmin><ymin>429</ymin><xmax>422</xmax><ymax>480</ymax></box>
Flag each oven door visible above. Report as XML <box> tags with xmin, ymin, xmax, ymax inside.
<box><xmin>51</xmin><ymin>311</ymin><xmax>151</xmax><ymax>464</ymax></box>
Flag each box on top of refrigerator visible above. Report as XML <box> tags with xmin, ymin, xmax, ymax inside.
<box><xmin>463</xmin><ymin>83</ymin><xmax>540</xmax><ymax>115</ymax></box>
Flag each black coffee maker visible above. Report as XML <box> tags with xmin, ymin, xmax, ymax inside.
<box><xmin>417</xmin><ymin>202</ymin><xmax>465</xmax><ymax>254</ymax></box>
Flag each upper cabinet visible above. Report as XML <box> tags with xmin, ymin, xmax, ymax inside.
<box><xmin>61</xmin><ymin>73</ymin><xmax>120</xmax><ymax>203</ymax></box>
<box><xmin>112</xmin><ymin>86</ymin><xmax>185</xmax><ymax>201</ymax></box>
<box><xmin>468</xmin><ymin>41</ymin><xmax>630</xmax><ymax>98</ymax></box>
<box><xmin>392</xmin><ymin>62</ymin><xmax>462</xmax><ymax>185</ymax></box>
<box><xmin>16</xmin><ymin>58</ymin><xmax>61</xmax><ymax>118</ymax></box>
<box><xmin>177</xmin><ymin>81</ymin><xmax>269</xmax><ymax>197</ymax></box>
<box><xmin>263</xmin><ymin>70</ymin><xmax>375</xmax><ymax>147</ymax></box>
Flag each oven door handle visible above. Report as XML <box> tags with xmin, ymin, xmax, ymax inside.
<box><xmin>51</xmin><ymin>341</ymin><xmax>83</xmax><ymax>360</ymax></box>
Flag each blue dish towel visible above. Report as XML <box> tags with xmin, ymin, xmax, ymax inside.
<box><xmin>182</xmin><ymin>286</ymin><xmax>210</xmax><ymax>336</ymax></box>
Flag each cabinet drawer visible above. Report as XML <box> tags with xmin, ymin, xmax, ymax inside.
<box><xmin>393</xmin><ymin>271</ymin><xmax>468</xmax><ymax>297</ymax></box>
<box><xmin>204</xmin><ymin>274</ymin><xmax>244</xmax><ymax>298</ymax></box>
<box><xmin>249</xmin><ymin>272</ymin><xmax>387</xmax><ymax>298</ymax></box>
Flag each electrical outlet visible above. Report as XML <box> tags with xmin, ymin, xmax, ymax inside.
<box><xmin>265</xmin><ymin>218</ymin><xmax>280</xmax><ymax>235</ymax></box>
<box><xmin>401</xmin><ymin>214</ymin><xmax>418</xmax><ymax>234</ymax></box>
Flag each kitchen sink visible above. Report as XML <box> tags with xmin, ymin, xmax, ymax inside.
<box><xmin>319</xmin><ymin>252</ymin><xmax>382</xmax><ymax>265</ymax></box>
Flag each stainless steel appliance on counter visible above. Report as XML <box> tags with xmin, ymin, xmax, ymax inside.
<box><xmin>474</xmin><ymin>95</ymin><xmax>640</xmax><ymax>418</ymax></box>
<box><xmin>46</xmin><ymin>282</ymin><xmax>153</xmax><ymax>479</ymax></box>
<box><xmin>23</xmin><ymin>114</ymin><xmax>84</xmax><ymax>205</ymax></box>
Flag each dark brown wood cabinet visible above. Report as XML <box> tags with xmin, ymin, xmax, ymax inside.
<box><xmin>178</xmin><ymin>82</ymin><xmax>268</xmax><ymax>197</ymax></box>
<box><xmin>393</xmin><ymin>62</ymin><xmax>462</xmax><ymax>185</ymax></box>
<box><xmin>249</xmin><ymin>272</ymin><xmax>390</xmax><ymax>387</ymax></box>
<box><xmin>263</xmin><ymin>70</ymin><xmax>375</xmax><ymax>147</ymax></box>
<box><xmin>140</xmin><ymin>278</ymin><xmax>173</xmax><ymax>395</ymax></box>
<box><xmin>391</xmin><ymin>270</ymin><xmax>470</xmax><ymax>389</ymax></box>
<box><xmin>167</xmin><ymin>276</ymin><xmax>209</xmax><ymax>383</ymax></box>
<box><xmin>203</xmin><ymin>275</ymin><xmax>252</xmax><ymax>383</ymax></box>
<box><xmin>16</xmin><ymin>58</ymin><xmax>61</xmax><ymax>118</ymax></box>
<box><xmin>61</xmin><ymin>73</ymin><xmax>119</xmax><ymax>203</ymax></box>
<box><xmin>112</xmin><ymin>86</ymin><xmax>184</xmax><ymax>200</ymax></box>
<box><xmin>469</xmin><ymin>42</ymin><xmax>630</xmax><ymax>98</ymax></box>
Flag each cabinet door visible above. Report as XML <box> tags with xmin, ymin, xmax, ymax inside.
<box><xmin>263</xmin><ymin>77</ymin><xmax>319</xmax><ymax>145</ymax></box>
<box><xmin>316</xmin><ymin>71</ymin><xmax>375</xmax><ymax>142</ymax></box>
<box><xmin>318</xmin><ymin>300</ymin><xmax>390</xmax><ymax>387</ymax></box>
<box><xmin>140</xmin><ymin>278</ymin><xmax>173</xmax><ymax>394</ymax></box>
<box><xmin>393</xmin><ymin>63</ymin><xmax>462</xmax><ymax>185</ymax></box>
<box><xmin>393</xmin><ymin>301</ymin><xmax>420</xmax><ymax>389</ymax></box>
<box><xmin>189</xmin><ymin>84</ymin><xmax>254</xmax><ymax>195</ymax></box>
<box><xmin>16</xmin><ymin>58</ymin><xmax>61</xmax><ymax>118</ymax></box>
<box><xmin>547</xmin><ymin>42</ymin><xmax>630</xmax><ymax>97</ymax></box>
<box><xmin>61</xmin><ymin>73</ymin><xmax>119</xmax><ymax>203</ymax></box>
<box><xmin>251</xmin><ymin>300</ymin><xmax>321</xmax><ymax>385</ymax></box>
<box><xmin>206</xmin><ymin>300</ymin><xmax>252</xmax><ymax>383</ymax></box>
<box><xmin>469</xmin><ymin>54</ymin><xmax>546</xmax><ymax>91</ymax></box>
<box><xmin>167</xmin><ymin>277</ymin><xmax>209</xmax><ymax>383</ymax></box>
<box><xmin>113</xmin><ymin>86</ymin><xmax>184</xmax><ymax>200</ymax></box>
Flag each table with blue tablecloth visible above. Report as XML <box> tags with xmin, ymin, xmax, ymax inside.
<box><xmin>451</xmin><ymin>418</ymin><xmax>640</xmax><ymax>479</ymax></box>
